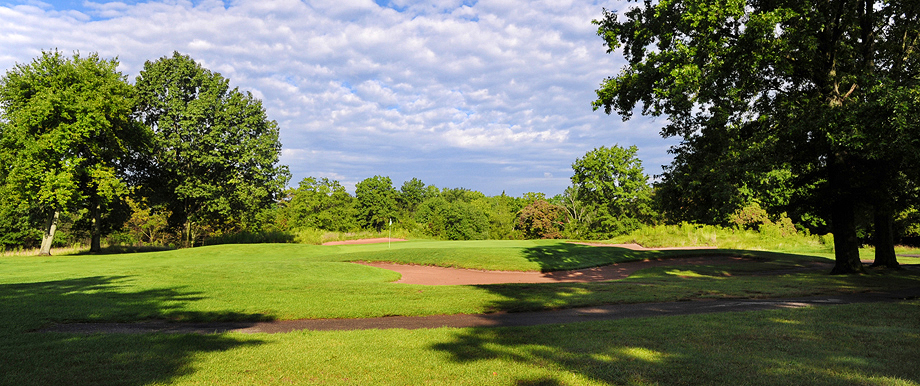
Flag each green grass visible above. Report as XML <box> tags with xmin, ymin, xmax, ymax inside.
<box><xmin>3</xmin><ymin>301</ymin><xmax>918</xmax><ymax>385</ymax></box>
<box><xmin>1</xmin><ymin>239</ymin><xmax>919</xmax><ymax>385</ymax></box>
<box><xmin>1</xmin><ymin>240</ymin><xmax>918</xmax><ymax>323</ymax></box>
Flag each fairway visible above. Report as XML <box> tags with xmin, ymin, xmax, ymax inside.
<box><xmin>2</xmin><ymin>240</ymin><xmax>919</xmax><ymax>385</ymax></box>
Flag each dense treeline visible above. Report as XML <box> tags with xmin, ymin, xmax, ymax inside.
<box><xmin>0</xmin><ymin>51</ymin><xmax>288</xmax><ymax>253</ymax></box>
<box><xmin>592</xmin><ymin>0</ymin><xmax>920</xmax><ymax>272</ymax></box>
<box><xmin>2</xmin><ymin>49</ymin><xmax>917</xmax><ymax>254</ymax></box>
<box><xmin>128</xmin><ymin>144</ymin><xmax>659</xmax><ymax>244</ymax></box>
<box><xmin>0</xmin><ymin>51</ymin><xmax>659</xmax><ymax>251</ymax></box>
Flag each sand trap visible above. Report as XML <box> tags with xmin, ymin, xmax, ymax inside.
<box><xmin>356</xmin><ymin>256</ymin><xmax>754</xmax><ymax>285</ymax></box>
<box><xmin>323</xmin><ymin>238</ymin><xmax>408</xmax><ymax>245</ymax></box>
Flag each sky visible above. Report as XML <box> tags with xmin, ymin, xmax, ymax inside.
<box><xmin>0</xmin><ymin>0</ymin><xmax>679</xmax><ymax>197</ymax></box>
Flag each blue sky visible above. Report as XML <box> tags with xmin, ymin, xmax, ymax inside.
<box><xmin>1</xmin><ymin>0</ymin><xmax>678</xmax><ymax>196</ymax></box>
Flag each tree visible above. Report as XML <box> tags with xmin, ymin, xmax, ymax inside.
<box><xmin>594</xmin><ymin>0</ymin><xmax>920</xmax><ymax>273</ymax></box>
<box><xmin>398</xmin><ymin>178</ymin><xmax>428</xmax><ymax>214</ymax></box>
<box><xmin>517</xmin><ymin>200</ymin><xmax>565</xmax><ymax>239</ymax></box>
<box><xmin>475</xmin><ymin>194</ymin><xmax>520</xmax><ymax>240</ymax></box>
<box><xmin>355</xmin><ymin>175</ymin><xmax>398</xmax><ymax>231</ymax></box>
<box><xmin>135</xmin><ymin>52</ymin><xmax>289</xmax><ymax>246</ymax></box>
<box><xmin>571</xmin><ymin>145</ymin><xmax>653</xmax><ymax>237</ymax></box>
<box><xmin>0</xmin><ymin>51</ymin><xmax>147</xmax><ymax>254</ymax></box>
<box><xmin>415</xmin><ymin>196</ymin><xmax>490</xmax><ymax>240</ymax></box>
<box><xmin>443</xmin><ymin>200</ymin><xmax>489</xmax><ymax>240</ymax></box>
<box><xmin>283</xmin><ymin>177</ymin><xmax>358</xmax><ymax>232</ymax></box>
<box><xmin>556</xmin><ymin>186</ymin><xmax>593</xmax><ymax>238</ymax></box>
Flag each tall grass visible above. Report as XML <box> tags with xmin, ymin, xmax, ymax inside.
<box><xmin>292</xmin><ymin>227</ymin><xmax>431</xmax><ymax>245</ymax></box>
<box><xmin>0</xmin><ymin>244</ymin><xmax>87</xmax><ymax>257</ymax></box>
<box><xmin>203</xmin><ymin>230</ymin><xmax>295</xmax><ymax>246</ymax></box>
<box><xmin>607</xmin><ymin>222</ymin><xmax>835</xmax><ymax>254</ymax></box>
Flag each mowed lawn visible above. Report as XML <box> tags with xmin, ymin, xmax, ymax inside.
<box><xmin>1</xmin><ymin>240</ymin><xmax>919</xmax><ymax>385</ymax></box>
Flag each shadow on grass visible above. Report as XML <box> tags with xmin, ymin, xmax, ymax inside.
<box><xmin>431</xmin><ymin>300</ymin><xmax>920</xmax><ymax>385</ymax></box>
<box><xmin>517</xmin><ymin>242</ymin><xmax>819</xmax><ymax>272</ymax></box>
<box><xmin>0</xmin><ymin>276</ymin><xmax>268</xmax><ymax>386</ymax></box>
<box><xmin>479</xmin><ymin>243</ymin><xmax>918</xmax><ymax>313</ymax></box>
<box><xmin>72</xmin><ymin>245</ymin><xmax>176</xmax><ymax>255</ymax></box>
<box><xmin>429</xmin><ymin>244</ymin><xmax>920</xmax><ymax>384</ymax></box>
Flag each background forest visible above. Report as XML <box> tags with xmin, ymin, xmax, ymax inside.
<box><xmin>1</xmin><ymin>50</ymin><xmax>918</xmax><ymax>254</ymax></box>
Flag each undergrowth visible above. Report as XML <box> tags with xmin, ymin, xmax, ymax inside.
<box><xmin>606</xmin><ymin>222</ymin><xmax>835</xmax><ymax>254</ymax></box>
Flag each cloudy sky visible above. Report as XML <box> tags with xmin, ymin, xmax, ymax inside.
<box><xmin>1</xmin><ymin>0</ymin><xmax>678</xmax><ymax>196</ymax></box>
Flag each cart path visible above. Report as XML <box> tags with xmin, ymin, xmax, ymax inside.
<box><xmin>39</xmin><ymin>287</ymin><xmax>920</xmax><ymax>334</ymax></box>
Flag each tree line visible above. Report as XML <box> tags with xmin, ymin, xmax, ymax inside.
<box><xmin>0</xmin><ymin>50</ymin><xmax>660</xmax><ymax>252</ymax></box>
<box><xmin>272</xmin><ymin>144</ymin><xmax>654</xmax><ymax>242</ymax></box>
<box><xmin>0</xmin><ymin>51</ymin><xmax>288</xmax><ymax>254</ymax></box>
<box><xmin>592</xmin><ymin>0</ymin><xmax>920</xmax><ymax>272</ymax></box>
<box><xmin>3</xmin><ymin>21</ymin><xmax>917</xmax><ymax>264</ymax></box>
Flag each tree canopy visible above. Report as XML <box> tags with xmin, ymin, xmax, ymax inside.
<box><xmin>355</xmin><ymin>175</ymin><xmax>398</xmax><ymax>231</ymax></box>
<box><xmin>0</xmin><ymin>50</ymin><xmax>146</xmax><ymax>254</ymax></box>
<box><xmin>135</xmin><ymin>52</ymin><xmax>289</xmax><ymax>246</ymax></box>
<box><xmin>570</xmin><ymin>145</ymin><xmax>654</xmax><ymax>237</ymax></box>
<box><xmin>594</xmin><ymin>0</ymin><xmax>920</xmax><ymax>273</ymax></box>
<box><xmin>282</xmin><ymin>177</ymin><xmax>357</xmax><ymax>232</ymax></box>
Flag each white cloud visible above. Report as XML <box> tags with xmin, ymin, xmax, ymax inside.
<box><xmin>0</xmin><ymin>0</ymin><xmax>676</xmax><ymax>196</ymax></box>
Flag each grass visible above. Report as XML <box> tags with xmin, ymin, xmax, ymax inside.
<box><xmin>3</xmin><ymin>301</ymin><xmax>918</xmax><ymax>385</ymax></box>
<box><xmin>2</xmin><ymin>238</ymin><xmax>919</xmax><ymax>385</ymax></box>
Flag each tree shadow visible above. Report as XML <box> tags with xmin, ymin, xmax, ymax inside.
<box><xmin>430</xmin><ymin>243</ymin><xmax>920</xmax><ymax>384</ymax></box>
<box><xmin>521</xmin><ymin>242</ymin><xmax>830</xmax><ymax>272</ymax></box>
<box><xmin>518</xmin><ymin>243</ymin><xmax>660</xmax><ymax>272</ymax></box>
<box><xmin>72</xmin><ymin>245</ymin><xmax>176</xmax><ymax>255</ymax></box>
<box><xmin>430</xmin><ymin>301</ymin><xmax>920</xmax><ymax>385</ymax></box>
<box><xmin>0</xmin><ymin>276</ymin><xmax>268</xmax><ymax>386</ymax></box>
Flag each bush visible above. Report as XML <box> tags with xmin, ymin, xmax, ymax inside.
<box><xmin>204</xmin><ymin>230</ymin><xmax>295</xmax><ymax>246</ymax></box>
<box><xmin>608</xmin><ymin>222</ymin><xmax>832</xmax><ymax>253</ymax></box>
<box><xmin>416</xmin><ymin>197</ymin><xmax>489</xmax><ymax>240</ymax></box>
<box><xmin>517</xmin><ymin>200</ymin><xmax>565</xmax><ymax>239</ymax></box>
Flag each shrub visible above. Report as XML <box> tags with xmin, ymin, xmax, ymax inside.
<box><xmin>518</xmin><ymin>200</ymin><xmax>565</xmax><ymax>239</ymax></box>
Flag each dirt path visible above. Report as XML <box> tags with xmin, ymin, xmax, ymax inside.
<box><xmin>39</xmin><ymin>288</ymin><xmax>920</xmax><ymax>334</ymax></box>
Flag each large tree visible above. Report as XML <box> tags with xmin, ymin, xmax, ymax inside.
<box><xmin>283</xmin><ymin>177</ymin><xmax>358</xmax><ymax>232</ymax></box>
<box><xmin>594</xmin><ymin>0</ymin><xmax>920</xmax><ymax>273</ymax></box>
<box><xmin>571</xmin><ymin>145</ymin><xmax>654</xmax><ymax>237</ymax></box>
<box><xmin>355</xmin><ymin>175</ymin><xmax>398</xmax><ymax>231</ymax></box>
<box><xmin>135</xmin><ymin>52</ymin><xmax>289</xmax><ymax>246</ymax></box>
<box><xmin>0</xmin><ymin>51</ymin><xmax>146</xmax><ymax>254</ymax></box>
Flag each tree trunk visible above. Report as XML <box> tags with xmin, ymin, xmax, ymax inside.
<box><xmin>871</xmin><ymin>207</ymin><xmax>900</xmax><ymax>268</ymax></box>
<box><xmin>828</xmin><ymin>153</ymin><xmax>865</xmax><ymax>274</ymax></box>
<box><xmin>90</xmin><ymin>198</ymin><xmax>102</xmax><ymax>253</ymax></box>
<box><xmin>39</xmin><ymin>209</ymin><xmax>60</xmax><ymax>256</ymax></box>
<box><xmin>184</xmin><ymin>220</ymin><xmax>192</xmax><ymax>248</ymax></box>
<box><xmin>830</xmin><ymin>197</ymin><xmax>864</xmax><ymax>274</ymax></box>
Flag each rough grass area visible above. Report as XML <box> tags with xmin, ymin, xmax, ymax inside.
<box><xmin>606</xmin><ymin>223</ymin><xmax>835</xmax><ymax>254</ymax></box>
<box><xmin>2</xmin><ymin>239</ymin><xmax>919</xmax><ymax>385</ymax></box>
<box><xmin>2</xmin><ymin>241</ymin><xmax>918</xmax><ymax>324</ymax></box>
<box><xmin>3</xmin><ymin>302</ymin><xmax>918</xmax><ymax>385</ymax></box>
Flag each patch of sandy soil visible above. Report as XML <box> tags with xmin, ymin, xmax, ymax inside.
<box><xmin>322</xmin><ymin>238</ymin><xmax>408</xmax><ymax>245</ymax></box>
<box><xmin>354</xmin><ymin>241</ymin><xmax>737</xmax><ymax>285</ymax></box>
<box><xmin>356</xmin><ymin>256</ymin><xmax>755</xmax><ymax>285</ymax></box>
